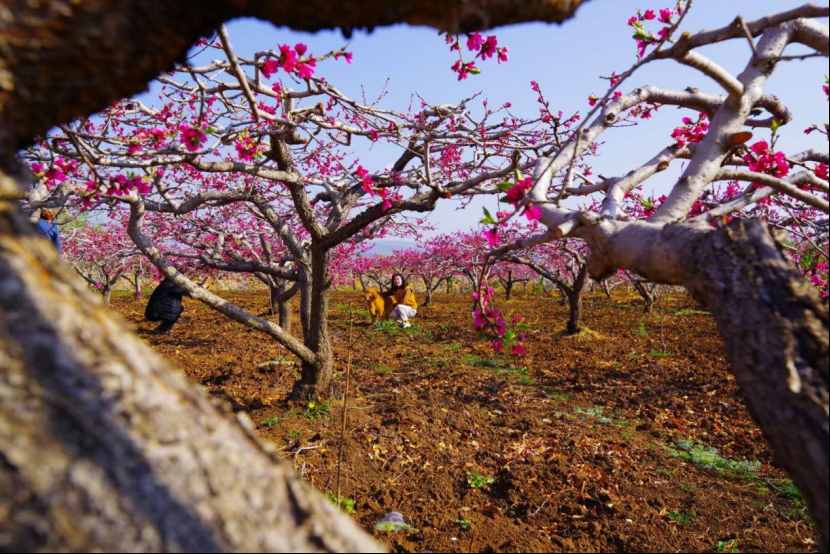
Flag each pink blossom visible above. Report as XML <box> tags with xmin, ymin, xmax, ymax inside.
<box><xmin>483</xmin><ymin>228</ymin><xmax>500</xmax><ymax>247</ymax></box>
<box><xmin>643</xmin><ymin>9</ymin><xmax>656</xmax><ymax>20</ymax></box>
<box><xmin>478</xmin><ymin>36</ymin><xmax>499</xmax><ymax>60</ymax></box>
<box><xmin>179</xmin><ymin>125</ymin><xmax>207</xmax><ymax>152</ymax></box>
<box><xmin>658</xmin><ymin>8</ymin><xmax>673</xmax><ymax>23</ymax></box>
<box><xmin>294</xmin><ymin>43</ymin><xmax>308</xmax><ymax>56</ymax></box>
<box><xmin>278</xmin><ymin>44</ymin><xmax>298</xmax><ymax>73</ymax></box>
<box><xmin>466</xmin><ymin>32</ymin><xmax>484</xmax><ymax>52</ymax></box>
<box><xmin>261</xmin><ymin>58</ymin><xmax>279</xmax><ymax>78</ymax></box>
<box><xmin>523</xmin><ymin>204</ymin><xmax>542</xmax><ymax>221</ymax></box>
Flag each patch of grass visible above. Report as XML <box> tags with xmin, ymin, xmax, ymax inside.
<box><xmin>463</xmin><ymin>356</ymin><xmax>532</xmax><ymax>384</ymax></box>
<box><xmin>375</xmin><ymin>364</ymin><xmax>394</xmax><ymax>375</ymax></box>
<box><xmin>543</xmin><ymin>388</ymin><xmax>571</xmax><ymax>402</ymax></box>
<box><xmin>517</xmin><ymin>374</ymin><xmax>536</xmax><ymax>386</ymax></box>
<box><xmin>769</xmin><ymin>479</ymin><xmax>809</xmax><ymax>520</ymax></box>
<box><xmin>371</xmin><ymin>319</ymin><xmax>433</xmax><ymax>339</ymax></box>
<box><xmin>714</xmin><ymin>538</ymin><xmax>740</xmax><ymax>553</ymax></box>
<box><xmin>674</xmin><ymin>308</ymin><xmax>710</xmax><ymax>317</ymax></box>
<box><xmin>667</xmin><ymin>509</ymin><xmax>696</xmax><ymax>525</ymax></box>
<box><xmin>444</xmin><ymin>342</ymin><xmax>463</xmax><ymax>353</ymax></box>
<box><xmin>573</xmin><ymin>406</ymin><xmax>613</xmax><ymax>425</ymax></box>
<box><xmin>286</xmin><ymin>429</ymin><xmax>302</xmax><ymax>441</ymax></box>
<box><xmin>636</xmin><ymin>321</ymin><xmax>649</xmax><ymax>337</ymax></box>
<box><xmin>455</xmin><ymin>517</ymin><xmax>472</xmax><ymax>531</ymax></box>
<box><xmin>463</xmin><ymin>355</ymin><xmax>503</xmax><ymax>368</ymax></box>
<box><xmin>466</xmin><ymin>472</ymin><xmax>495</xmax><ymax>489</ymax></box>
<box><xmin>260</xmin><ymin>415</ymin><xmax>280</xmax><ymax>429</ymax></box>
<box><xmin>678</xmin><ymin>482</ymin><xmax>696</xmax><ymax>494</ymax></box>
<box><xmin>326</xmin><ymin>492</ymin><xmax>356</xmax><ymax>514</ymax></box>
<box><xmin>667</xmin><ymin>440</ymin><xmax>761</xmax><ymax>480</ymax></box>
<box><xmin>649</xmin><ymin>349</ymin><xmax>673</xmax><ymax>358</ymax></box>
<box><xmin>303</xmin><ymin>400</ymin><xmax>331</xmax><ymax>420</ymax></box>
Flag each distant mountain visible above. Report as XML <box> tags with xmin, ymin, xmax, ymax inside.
<box><xmin>363</xmin><ymin>239</ymin><xmax>417</xmax><ymax>256</ymax></box>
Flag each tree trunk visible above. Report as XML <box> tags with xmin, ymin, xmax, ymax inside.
<box><xmin>504</xmin><ymin>277</ymin><xmax>514</xmax><ymax>300</ymax></box>
<box><xmin>445</xmin><ymin>277</ymin><xmax>453</xmax><ymax>295</ymax></box>
<box><xmin>269</xmin><ymin>285</ymin><xmax>292</xmax><ymax>335</ymax></box>
<box><xmin>133</xmin><ymin>272</ymin><xmax>142</xmax><ymax>300</ymax></box>
<box><xmin>422</xmin><ymin>277</ymin><xmax>433</xmax><ymax>307</ymax></box>
<box><xmin>0</xmin><ymin>211</ymin><xmax>380</xmax><ymax>552</ymax></box>
<box><xmin>678</xmin><ymin>220</ymin><xmax>828</xmax><ymax>551</ymax></box>
<box><xmin>292</xmin><ymin>246</ymin><xmax>333</xmax><ymax>400</ymax></box>
<box><xmin>102</xmin><ymin>283</ymin><xmax>113</xmax><ymax>305</ymax></box>
<box><xmin>564</xmin><ymin>265</ymin><xmax>588</xmax><ymax>335</ymax></box>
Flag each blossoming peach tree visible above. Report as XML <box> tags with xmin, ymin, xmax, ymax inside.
<box><xmin>23</xmin><ymin>27</ymin><xmax>563</xmax><ymax>399</ymax></box>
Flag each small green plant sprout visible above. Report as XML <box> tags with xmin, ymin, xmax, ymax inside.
<box><xmin>649</xmin><ymin>349</ymin><xmax>673</xmax><ymax>358</ymax></box>
<box><xmin>667</xmin><ymin>509</ymin><xmax>696</xmax><ymax>525</ymax></box>
<box><xmin>455</xmin><ymin>517</ymin><xmax>472</xmax><ymax>531</ymax></box>
<box><xmin>303</xmin><ymin>400</ymin><xmax>331</xmax><ymax>420</ymax></box>
<box><xmin>714</xmin><ymin>538</ymin><xmax>740</xmax><ymax>553</ymax></box>
<box><xmin>326</xmin><ymin>492</ymin><xmax>356</xmax><ymax>515</ymax></box>
<box><xmin>374</xmin><ymin>511</ymin><xmax>415</xmax><ymax>533</ymax></box>
<box><xmin>260</xmin><ymin>415</ymin><xmax>280</xmax><ymax>429</ymax></box>
<box><xmin>636</xmin><ymin>321</ymin><xmax>648</xmax><ymax>337</ymax></box>
<box><xmin>466</xmin><ymin>472</ymin><xmax>495</xmax><ymax>489</ymax></box>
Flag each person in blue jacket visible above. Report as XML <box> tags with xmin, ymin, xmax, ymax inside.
<box><xmin>35</xmin><ymin>209</ymin><xmax>62</xmax><ymax>253</ymax></box>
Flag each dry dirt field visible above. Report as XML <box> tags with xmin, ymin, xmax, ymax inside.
<box><xmin>112</xmin><ymin>287</ymin><xmax>818</xmax><ymax>553</ymax></box>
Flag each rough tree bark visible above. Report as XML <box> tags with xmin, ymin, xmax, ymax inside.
<box><xmin>0</xmin><ymin>1</ymin><xmax>586</xmax><ymax>551</ymax></box>
<box><xmin>680</xmin><ymin>220</ymin><xmax>828</xmax><ymax>550</ymax></box>
<box><xmin>0</xmin><ymin>211</ymin><xmax>381</xmax><ymax>552</ymax></box>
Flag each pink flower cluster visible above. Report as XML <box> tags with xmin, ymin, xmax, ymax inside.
<box><xmin>472</xmin><ymin>286</ymin><xmax>527</xmax><ymax>356</ymax></box>
<box><xmin>261</xmin><ymin>43</ymin><xmax>316</xmax><ymax>80</ymax></box>
<box><xmin>234</xmin><ymin>133</ymin><xmax>260</xmax><ymax>161</ymax></box>
<box><xmin>446</xmin><ymin>32</ymin><xmax>508</xmax><ymax>81</ymax></box>
<box><xmin>671</xmin><ymin>113</ymin><xmax>709</xmax><ymax>148</ymax></box>
<box><xmin>356</xmin><ymin>165</ymin><xmax>397</xmax><ymax>211</ymax></box>
<box><xmin>95</xmin><ymin>174</ymin><xmax>152</xmax><ymax>196</ymax></box>
<box><xmin>179</xmin><ymin>124</ymin><xmax>207</xmax><ymax>152</ymax></box>
<box><xmin>743</xmin><ymin>140</ymin><xmax>789</xmax><ymax>186</ymax></box>
<box><xmin>505</xmin><ymin>176</ymin><xmax>541</xmax><ymax>221</ymax></box>
<box><xmin>31</xmin><ymin>157</ymin><xmax>78</xmax><ymax>189</ymax></box>
<box><xmin>627</xmin><ymin>6</ymin><xmax>678</xmax><ymax>58</ymax></box>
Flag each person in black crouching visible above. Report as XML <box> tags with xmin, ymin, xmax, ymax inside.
<box><xmin>145</xmin><ymin>277</ymin><xmax>189</xmax><ymax>334</ymax></box>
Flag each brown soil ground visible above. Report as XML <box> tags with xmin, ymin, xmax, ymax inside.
<box><xmin>112</xmin><ymin>287</ymin><xmax>818</xmax><ymax>553</ymax></box>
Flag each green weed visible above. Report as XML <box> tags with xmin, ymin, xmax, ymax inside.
<box><xmin>260</xmin><ymin>415</ymin><xmax>280</xmax><ymax>429</ymax></box>
<box><xmin>303</xmin><ymin>401</ymin><xmax>331</xmax><ymax>420</ymax></box>
<box><xmin>466</xmin><ymin>472</ymin><xmax>495</xmax><ymax>489</ymax></box>
<box><xmin>326</xmin><ymin>492</ymin><xmax>356</xmax><ymax>514</ymax></box>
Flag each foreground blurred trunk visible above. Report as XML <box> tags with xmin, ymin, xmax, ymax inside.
<box><xmin>0</xmin><ymin>209</ymin><xmax>381</xmax><ymax>552</ymax></box>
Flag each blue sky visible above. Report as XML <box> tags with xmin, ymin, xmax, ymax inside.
<box><xmin>158</xmin><ymin>1</ymin><xmax>828</xmax><ymax>238</ymax></box>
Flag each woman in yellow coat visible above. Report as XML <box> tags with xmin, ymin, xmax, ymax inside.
<box><xmin>385</xmin><ymin>273</ymin><xmax>418</xmax><ymax>328</ymax></box>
